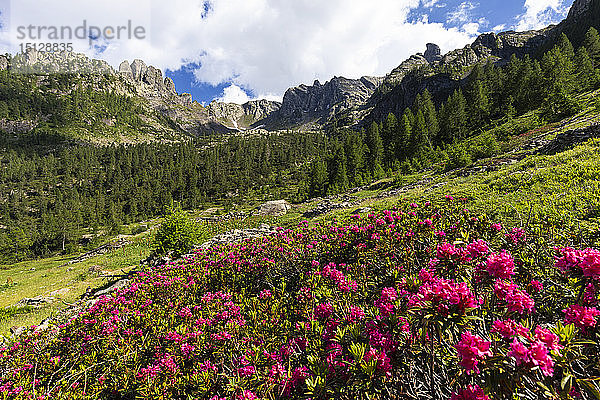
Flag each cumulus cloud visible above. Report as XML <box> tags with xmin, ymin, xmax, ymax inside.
<box><xmin>1</xmin><ymin>0</ymin><xmax>480</xmax><ymax>100</ymax></box>
<box><xmin>515</xmin><ymin>0</ymin><xmax>568</xmax><ymax>31</ymax></box>
<box><xmin>215</xmin><ymin>84</ymin><xmax>252</xmax><ymax>104</ymax></box>
<box><xmin>447</xmin><ymin>2</ymin><xmax>478</xmax><ymax>24</ymax></box>
<box><xmin>422</xmin><ymin>0</ymin><xmax>446</xmax><ymax>8</ymax></box>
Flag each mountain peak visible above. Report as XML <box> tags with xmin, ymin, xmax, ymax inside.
<box><xmin>567</xmin><ymin>0</ymin><xmax>594</xmax><ymax>19</ymax></box>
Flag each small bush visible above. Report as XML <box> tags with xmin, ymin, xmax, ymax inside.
<box><xmin>446</xmin><ymin>143</ymin><xmax>472</xmax><ymax>170</ymax></box>
<box><xmin>152</xmin><ymin>204</ymin><xmax>200</xmax><ymax>257</ymax></box>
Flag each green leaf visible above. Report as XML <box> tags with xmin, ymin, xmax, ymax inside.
<box><xmin>577</xmin><ymin>379</ymin><xmax>600</xmax><ymax>399</ymax></box>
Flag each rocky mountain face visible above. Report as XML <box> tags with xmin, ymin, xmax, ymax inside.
<box><xmin>207</xmin><ymin>99</ymin><xmax>281</xmax><ymax>130</ymax></box>
<box><xmin>568</xmin><ymin>0</ymin><xmax>594</xmax><ymax>19</ymax></box>
<box><xmin>0</xmin><ymin>50</ymin><xmax>282</xmax><ymax>135</ymax></box>
<box><xmin>266</xmin><ymin>75</ymin><xmax>383</xmax><ymax>129</ymax></box>
<box><xmin>0</xmin><ymin>0</ymin><xmax>595</xmax><ymax>137</ymax></box>
<box><xmin>366</xmin><ymin>28</ymin><xmax>553</xmax><ymax>123</ymax></box>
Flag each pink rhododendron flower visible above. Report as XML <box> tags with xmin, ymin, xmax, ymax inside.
<box><xmin>506</xmin><ymin>227</ymin><xmax>526</xmax><ymax>245</ymax></box>
<box><xmin>467</xmin><ymin>239</ymin><xmax>490</xmax><ymax>259</ymax></box>
<box><xmin>347</xmin><ymin>306</ymin><xmax>365</xmax><ymax>323</ymax></box>
<box><xmin>581</xmin><ymin>249</ymin><xmax>600</xmax><ymax>279</ymax></box>
<box><xmin>491</xmin><ymin>319</ymin><xmax>529</xmax><ymax>339</ymax></box>
<box><xmin>410</xmin><ymin>274</ymin><xmax>478</xmax><ymax>315</ymax></box>
<box><xmin>314</xmin><ymin>302</ymin><xmax>334</xmax><ymax>320</ymax></box>
<box><xmin>563</xmin><ymin>304</ymin><xmax>600</xmax><ymax>330</ymax></box>
<box><xmin>494</xmin><ymin>281</ymin><xmax>535</xmax><ymax>314</ymax></box>
<box><xmin>486</xmin><ymin>251</ymin><xmax>515</xmax><ymax>279</ymax></box>
<box><xmin>555</xmin><ymin>247</ymin><xmax>600</xmax><ymax>279</ymax></box>
<box><xmin>490</xmin><ymin>223</ymin><xmax>503</xmax><ymax>232</ymax></box>
<box><xmin>450</xmin><ymin>385</ymin><xmax>490</xmax><ymax>400</ymax></box>
<box><xmin>508</xmin><ymin>338</ymin><xmax>555</xmax><ymax>376</ymax></box>
<box><xmin>508</xmin><ymin>338</ymin><xmax>529</xmax><ymax>365</ymax></box>
<box><xmin>365</xmin><ymin>347</ymin><xmax>392</xmax><ymax>377</ymax></box>
<box><xmin>530</xmin><ymin>280</ymin><xmax>543</xmax><ymax>292</ymax></box>
<box><xmin>534</xmin><ymin>327</ymin><xmax>561</xmax><ymax>353</ymax></box>
<box><xmin>455</xmin><ymin>331</ymin><xmax>492</xmax><ymax>373</ymax></box>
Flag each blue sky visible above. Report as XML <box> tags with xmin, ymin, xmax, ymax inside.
<box><xmin>0</xmin><ymin>0</ymin><xmax>570</xmax><ymax>104</ymax></box>
<box><xmin>164</xmin><ymin>0</ymin><xmax>569</xmax><ymax>105</ymax></box>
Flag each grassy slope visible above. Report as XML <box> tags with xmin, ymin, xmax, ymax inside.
<box><xmin>1</xmin><ymin>90</ymin><xmax>599</xmax><ymax>338</ymax></box>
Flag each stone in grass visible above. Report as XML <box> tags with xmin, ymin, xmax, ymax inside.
<box><xmin>17</xmin><ymin>296</ymin><xmax>55</xmax><ymax>307</ymax></box>
<box><xmin>256</xmin><ymin>200</ymin><xmax>292</xmax><ymax>217</ymax></box>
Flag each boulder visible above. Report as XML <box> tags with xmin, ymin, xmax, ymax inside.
<box><xmin>257</xmin><ymin>200</ymin><xmax>291</xmax><ymax>216</ymax></box>
<box><xmin>18</xmin><ymin>296</ymin><xmax>55</xmax><ymax>307</ymax></box>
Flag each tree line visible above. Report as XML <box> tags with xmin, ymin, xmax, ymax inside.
<box><xmin>300</xmin><ymin>29</ymin><xmax>600</xmax><ymax>199</ymax></box>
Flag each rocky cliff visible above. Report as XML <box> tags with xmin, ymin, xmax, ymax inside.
<box><xmin>0</xmin><ymin>0</ymin><xmax>595</xmax><ymax>137</ymax></box>
<box><xmin>207</xmin><ymin>99</ymin><xmax>281</xmax><ymax>130</ymax></box>
<box><xmin>266</xmin><ymin>75</ymin><xmax>383</xmax><ymax>129</ymax></box>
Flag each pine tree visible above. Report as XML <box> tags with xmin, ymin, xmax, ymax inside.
<box><xmin>344</xmin><ymin>132</ymin><xmax>366</xmax><ymax>186</ymax></box>
<box><xmin>558</xmin><ymin>33</ymin><xmax>575</xmax><ymax>59</ymax></box>
<box><xmin>466</xmin><ymin>65</ymin><xmax>490</xmax><ymax>127</ymax></box>
<box><xmin>575</xmin><ymin>47</ymin><xmax>599</xmax><ymax>90</ymax></box>
<box><xmin>583</xmin><ymin>27</ymin><xmax>600</xmax><ymax>65</ymax></box>
<box><xmin>416</xmin><ymin>89</ymin><xmax>439</xmax><ymax>140</ymax></box>
<box><xmin>329</xmin><ymin>145</ymin><xmax>349</xmax><ymax>193</ymax></box>
<box><xmin>439</xmin><ymin>89</ymin><xmax>467</xmax><ymax>143</ymax></box>
<box><xmin>309</xmin><ymin>159</ymin><xmax>327</xmax><ymax>198</ymax></box>
<box><xmin>381</xmin><ymin>113</ymin><xmax>398</xmax><ymax>167</ymax></box>
<box><xmin>395</xmin><ymin>110</ymin><xmax>412</xmax><ymax>161</ymax></box>
<box><xmin>366</xmin><ymin>122</ymin><xmax>384</xmax><ymax>175</ymax></box>
<box><xmin>410</xmin><ymin>110</ymin><xmax>429</xmax><ymax>157</ymax></box>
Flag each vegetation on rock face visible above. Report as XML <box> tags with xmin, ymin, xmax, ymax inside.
<box><xmin>1</xmin><ymin>199</ymin><xmax>600</xmax><ymax>399</ymax></box>
<box><xmin>300</xmin><ymin>29</ymin><xmax>600</xmax><ymax>199</ymax></box>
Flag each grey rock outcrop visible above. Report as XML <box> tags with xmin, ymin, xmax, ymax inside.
<box><xmin>539</xmin><ymin>124</ymin><xmax>600</xmax><ymax>155</ymax></box>
<box><xmin>130</xmin><ymin>59</ymin><xmax>148</xmax><ymax>81</ymax></box>
<box><xmin>118</xmin><ymin>60</ymin><xmax>133</xmax><ymax>78</ymax></box>
<box><xmin>568</xmin><ymin>0</ymin><xmax>593</xmax><ymax>19</ymax></box>
<box><xmin>164</xmin><ymin>77</ymin><xmax>176</xmax><ymax>94</ymax></box>
<box><xmin>207</xmin><ymin>99</ymin><xmax>281</xmax><ymax>130</ymax></box>
<box><xmin>379</xmin><ymin>53</ymin><xmax>431</xmax><ymax>90</ymax></box>
<box><xmin>273</xmin><ymin>75</ymin><xmax>383</xmax><ymax>128</ymax></box>
<box><xmin>439</xmin><ymin>29</ymin><xmax>550</xmax><ymax>69</ymax></box>
<box><xmin>9</xmin><ymin>48</ymin><xmax>114</xmax><ymax>74</ymax></box>
<box><xmin>424</xmin><ymin>43</ymin><xmax>442</xmax><ymax>63</ymax></box>
<box><xmin>197</xmin><ymin>224</ymin><xmax>276</xmax><ymax>248</ymax></box>
<box><xmin>256</xmin><ymin>200</ymin><xmax>292</xmax><ymax>216</ymax></box>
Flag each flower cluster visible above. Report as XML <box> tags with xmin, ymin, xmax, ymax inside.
<box><xmin>0</xmin><ymin>200</ymin><xmax>597</xmax><ymax>400</ymax></box>
<box><xmin>486</xmin><ymin>251</ymin><xmax>515</xmax><ymax>279</ymax></box>
<box><xmin>555</xmin><ymin>247</ymin><xmax>600</xmax><ymax>279</ymax></box>
<box><xmin>507</xmin><ymin>338</ymin><xmax>554</xmax><ymax>376</ymax></box>
<box><xmin>408</xmin><ymin>271</ymin><xmax>478</xmax><ymax>315</ymax></box>
<box><xmin>450</xmin><ymin>385</ymin><xmax>490</xmax><ymax>400</ymax></box>
<box><xmin>494</xmin><ymin>280</ymin><xmax>535</xmax><ymax>314</ymax></box>
<box><xmin>455</xmin><ymin>331</ymin><xmax>492</xmax><ymax>374</ymax></box>
<box><xmin>563</xmin><ymin>304</ymin><xmax>600</xmax><ymax>330</ymax></box>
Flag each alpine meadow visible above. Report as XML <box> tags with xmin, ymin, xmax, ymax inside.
<box><xmin>1</xmin><ymin>0</ymin><xmax>600</xmax><ymax>399</ymax></box>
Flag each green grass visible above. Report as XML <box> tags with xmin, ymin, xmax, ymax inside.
<box><xmin>2</xmin><ymin>89</ymin><xmax>599</xmax><ymax>338</ymax></box>
<box><xmin>0</xmin><ymin>234</ymin><xmax>152</xmax><ymax>337</ymax></box>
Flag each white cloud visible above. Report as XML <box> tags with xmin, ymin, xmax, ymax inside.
<box><xmin>462</xmin><ymin>22</ymin><xmax>481</xmax><ymax>35</ymax></box>
<box><xmin>492</xmin><ymin>24</ymin><xmax>507</xmax><ymax>32</ymax></box>
<box><xmin>515</xmin><ymin>0</ymin><xmax>568</xmax><ymax>31</ymax></box>
<box><xmin>447</xmin><ymin>2</ymin><xmax>478</xmax><ymax>24</ymax></box>
<box><xmin>215</xmin><ymin>84</ymin><xmax>251</xmax><ymax>104</ymax></box>
<box><xmin>1</xmin><ymin>0</ymin><xmax>479</xmax><ymax>100</ymax></box>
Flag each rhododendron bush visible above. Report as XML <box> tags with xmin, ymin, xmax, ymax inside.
<box><xmin>1</xmin><ymin>199</ymin><xmax>599</xmax><ymax>399</ymax></box>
